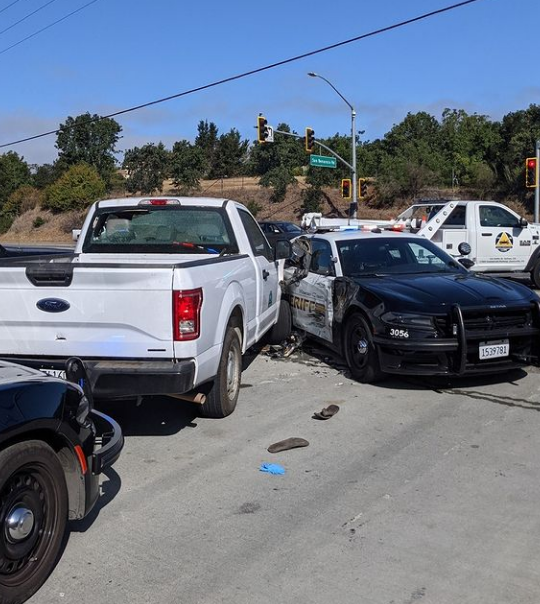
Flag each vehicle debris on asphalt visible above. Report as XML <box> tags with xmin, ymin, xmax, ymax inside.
<box><xmin>312</xmin><ymin>404</ymin><xmax>340</xmax><ymax>420</ymax></box>
<box><xmin>267</xmin><ymin>437</ymin><xmax>310</xmax><ymax>453</ymax></box>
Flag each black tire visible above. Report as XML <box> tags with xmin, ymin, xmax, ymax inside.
<box><xmin>199</xmin><ymin>326</ymin><xmax>242</xmax><ymax>419</ymax></box>
<box><xmin>0</xmin><ymin>441</ymin><xmax>68</xmax><ymax>604</ymax></box>
<box><xmin>531</xmin><ymin>259</ymin><xmax>540</xmax><ymax>289</ymax></box>
<box><xmin>265</xmin><ymin>300</ymin><xmax>292</xmax><ymax>345</ymax></box>
<box><xmin>344</xmin><ymin>314</ymin><xmax>383</xmax><ymax>383</ymax></box>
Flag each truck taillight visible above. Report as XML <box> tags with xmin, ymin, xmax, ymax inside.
<box><xmin>173</xmin><ymin>289</ymin><xmax>203</xmax><ymax>341</ymax></box>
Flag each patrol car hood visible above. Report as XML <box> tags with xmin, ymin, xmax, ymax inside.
<box><xmin>356</xmin><ymin>272</ymin><xmax>534</xmax><ymax>313</ymax></box>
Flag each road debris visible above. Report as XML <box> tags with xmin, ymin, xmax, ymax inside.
<box><xmin>312</xmin><ymin>404</ymin><xmax>340</xmax><ymax>420</ymax></box>
<box><xmin>259</xmin><ymin>463</ymin><xmax>286</xmax><ymax>475</ymax></box>
<box><xmin>267</xmin><ymin>437</ymin><xmax>310</xmax><ymax>453</ymax></box>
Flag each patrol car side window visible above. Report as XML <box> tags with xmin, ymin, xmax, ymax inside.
<box><xmin>479</xmin><ymin>206</ymin><xmax>520</xmax><ymax>228</ymax></box>
<box><xmin>310</xmin><ymin>240</ymin><xmax>335</xmax><ymax>276</ymax></box>
<box><xmin>238</xmin><ymin>210</ymin><xmax>274</xmax><ymax>262</ymax></box>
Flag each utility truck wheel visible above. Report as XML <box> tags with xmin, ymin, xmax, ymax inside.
<box><xmin>531</xmin><ymin>260</ymin><xmax>540</xmax><ymax>290</ymax></box>
<box><xmin>344</xmin><ymin>314</ymin><xmax>383</xmax><ymax>383</ymax></box>
<box><xmin>0</xmin><ymin>441</ymin><xmax>68</xmax><ymax>604</ymax></box>
<box><xmin>265</xmin><ymin>300</ymin><xmax>292</xmax><ymax>345</ymax></box>
<box><xmin>199</xmin><ymin>326</ymin><xmax>242</xmax><ymax>419</ymax></box>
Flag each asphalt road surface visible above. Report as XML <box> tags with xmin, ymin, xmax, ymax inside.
<box><xmin>30</xmin><ymin>344</ymin><xmax>540</xmax><ymax>604</ymax></box>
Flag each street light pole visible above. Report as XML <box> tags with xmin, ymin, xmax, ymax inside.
<box><xmin>308</xmin><ymin>72</ymin><xmax>357</xmax><ymax>219</ymax></box>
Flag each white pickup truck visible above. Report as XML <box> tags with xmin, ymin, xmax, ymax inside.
<box><xmin>0</xmin><ymin>197</ymin><xmax>291</xmax><ymax>418</ymax></box>
<box><xmin>394</xmin><ymin>200</ymin><xmax>540</xmax><ymax>286</ymax></box>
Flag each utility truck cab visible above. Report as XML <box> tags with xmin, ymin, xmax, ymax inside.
<box><xmin>395</xmin><ymin>200</ymin><xmax>540</xmax><ymax>286</ymax></box>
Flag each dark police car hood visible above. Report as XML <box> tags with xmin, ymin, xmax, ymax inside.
<box><xmin>355</xmin><ymin>272</ymin><xmax>535</xmax><ymax>313</ymax></box>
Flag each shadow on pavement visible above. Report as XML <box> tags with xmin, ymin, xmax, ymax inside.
<box><xmin>94</xmin><ymin>395</ymin><xmax>198</xmax><ymax>437</ymax></box>
<box><xmin>70</xmin><ymin>465</ymin><xmax>122</xmax><ymax>533</ymax></box>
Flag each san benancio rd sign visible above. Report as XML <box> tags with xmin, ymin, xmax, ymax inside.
<box><xmin>309</xmin><ymin>155</ymin><xmax>337</xmax><ymax>168</ymax></box>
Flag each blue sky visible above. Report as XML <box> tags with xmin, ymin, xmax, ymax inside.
<box><xmin>0</xmin><ymin>0</ymin><xmax>538</xmax><ymax>165</ymax></box>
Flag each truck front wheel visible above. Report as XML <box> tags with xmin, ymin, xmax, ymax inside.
<box><xmin>531</xmin><ymin>260</ymin><xmax>540</xmax><ymax>289</ymax></box>
<box><xmin>199</xmin><ymin>326</ymin><xmax>242</xmax><ymax>419</ymax></box>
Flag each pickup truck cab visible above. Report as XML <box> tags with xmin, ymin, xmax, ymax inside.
<box><xmin>284</xmin><ymin>231</ymin><xmax>540</xmax><ymax>382</ymax></box>
<box><xmin>0</xmin><ymin>197</ymin><xmax>290</xmax><ymax>418</ymax></box>
<box><xmin>395</xmin><ymin>200</ymin><xmax>540</xmax><ymax>286</ymax></box>
<box><xmin>0</xmin><ymin>358</ymin><xmax>123</xmax><ymax>604</ymax></box>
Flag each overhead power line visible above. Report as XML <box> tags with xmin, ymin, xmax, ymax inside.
<box><xmin>0</xmin><ymin>0</ymin><xmax>59</xmax><ymax>37</ymax></box>
<box><xmin>0</xmin><ymin>0</ymin><xmax>99</xmax><ymax>56</ymax></box>
<box><xmin>0</xmin><ymin>0</ymin><xmax>488</xmax><ymax>150</ymax></box>
<box><xmin>0</xmin><ymin>0</ymin><xmax>26</xmax><ymax>15</ymax></box>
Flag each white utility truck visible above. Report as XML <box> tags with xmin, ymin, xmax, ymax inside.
<box><xmin>394</xmin><ymin>200</ymin><xmax>540</xmax><ymax>286</ymax></box>
<box><xmin>0</xmin><ymin>197</ymin><xmax>291</xmax><ymax>418</ymax></box>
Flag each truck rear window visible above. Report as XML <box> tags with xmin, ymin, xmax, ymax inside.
<box><xmin>82</xmin><ymin>207</ymin><xmax>238</xmax><ymax>254</ymax></box>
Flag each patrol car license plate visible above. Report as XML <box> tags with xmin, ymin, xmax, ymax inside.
<box><xmin>479</xmin><ymin>340</ymin><xmax>509</xmax><ymax>360</ymax></box>
<box><xmin>41</xmin><ymin>368</ymin><xmax>67</xmax><ymax>379</ymax></box>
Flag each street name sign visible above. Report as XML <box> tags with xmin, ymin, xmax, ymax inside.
<box><xmin>310</xmin><ymin>155</ymin><xmax>337</xmax><ymax>168</ymax></box>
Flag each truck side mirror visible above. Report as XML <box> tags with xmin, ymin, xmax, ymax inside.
<box><xmin>458</xmin><ymin>242</ymin><xmax>471</xmax><ymax>256</ymax></box>
<box><xmin>458</xmin><ymin>258</ymin><xmax>475</xmax><ymax>269</ymax></box>
<box><xmin>274</xmin><ymin>240</ymin><xmax>291</xmax><ymax>261</ymax></box>
<box><xmin>520</xmin><ymin>217</ymin><xmax>528</xmax><ymax>228</ymax></box>
<box><xmin>72</xmin><ymin>229</ymin><xmax>82</xmax><ymax>242</ymax></box>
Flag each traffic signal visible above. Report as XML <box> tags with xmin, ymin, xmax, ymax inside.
<box><xmin>257</xmin><ymin>115</ymin><xmax>269</xmax><ymax>143</ymax></box>
<box><xmin>359</xmin><ymin>178</ymin><xmax>368</xmax><ymax>198</ymax></box>
<box><xmin>305</xmin><ymin>127</ymin><xmax>315</xmax><ymax>153</ymax></box>
<box><xmin>341</xmin><ymin>178</ymin><xmax>352</xmax><ymax>199</ymax></box>
<box><xmin>526</xmin><ymin>157</ymin><xmax>538</xmax><ymax>188</ymax></box>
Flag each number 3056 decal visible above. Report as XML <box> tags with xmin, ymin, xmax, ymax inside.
<box><xmin>389</xmin><ymin>328</ymin><xmax>409</xmax><ymax>339</ymax></box>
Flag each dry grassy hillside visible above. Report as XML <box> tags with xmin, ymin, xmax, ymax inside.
<box><xmin>0</xmin><ymin>176</ymin><xmax>525</xmax><ymax>245</ymax></box>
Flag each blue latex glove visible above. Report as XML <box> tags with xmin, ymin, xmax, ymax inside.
<box><xmin>259</xmin><ymin>463</ymin><xmax>285</xmax><ymax>475</ymax></box>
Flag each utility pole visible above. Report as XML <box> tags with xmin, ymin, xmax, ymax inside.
<box><xmin>534</xmin><ymin>141</ymin><xmax>540</xmax><ymax>222</ymax></box>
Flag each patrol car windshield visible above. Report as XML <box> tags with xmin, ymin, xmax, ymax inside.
<box><xmin>337</xmin><ymin>237</ymin><xmax>464</xmax><ymax>276</ymax></box>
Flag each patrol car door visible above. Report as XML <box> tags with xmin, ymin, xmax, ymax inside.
<box><xmin>475</xmin><ymin>204</ymin><xmax>530</xmax><ymax>270</ymax></box>
<box><xmin>289</xmin><ymin>238</ymin><xmax>334</xmax><ymax>342</ymax></box>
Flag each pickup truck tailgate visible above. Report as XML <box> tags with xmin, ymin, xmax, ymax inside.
<box><xmin>0</xmin><ymin>264</ymin><xmax>175</xmax><ymax>358</ymax></box>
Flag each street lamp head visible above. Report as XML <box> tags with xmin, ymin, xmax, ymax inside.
<box><xmin>307</xmin><ymin>72</ymin><xmax>318</xmax><ymax>78</ymax></box>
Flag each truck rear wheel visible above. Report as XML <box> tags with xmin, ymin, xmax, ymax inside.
<box><xmin>199</xmin><ymin>326</ymin><xmax>242</xmax><ymax>419</ymax></box>
<box><xmin>0</xmin><ymin>441</ymin><xmax>68</xmax><ymax>604</ymax></box>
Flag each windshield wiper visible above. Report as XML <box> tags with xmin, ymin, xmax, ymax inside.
<box><xmin>173</xmin><ymin>242</ymin><xmax>219</xmax><ymax>254</ymax></box>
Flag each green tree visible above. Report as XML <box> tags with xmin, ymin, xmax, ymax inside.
<box><xmin>31</xmin><ymin>163</ymin><xmax>59</xmax><ymax>189</ymax></box>
<box><xmin>496</xmin><ymin>104</ymin><xmax>540</xmax><ymax>197</ymax></box>
<box><xmin>55</xmin><ymin>113</ymin><xmax>122</xmax><ymax>184</ymax></box>
<box><xmin>439</xmin><ymin>108</ymin><xmax>501</xmax><ymax>187</ymax></box>
<box><xmin>0</xmin><ymin>185</ymin><xmax>42</xmax><ymax>233</ymax></box>
<box><xmin>169</xmin><ymin>140</ymin><xmax>206</xmax><ymax>192</ymax></box>
<box><xmin>123</xmin><ymin>143</ymin><xmax>170</xmax><ymax>195</ymax></box>
<box><xmin>0</xmin><ymin>152</ymin><xmax>31</xmax><ymax>211</ymax></box>
<box><xmin>249</xmin><ymin>123</ymin><xmax>305</xmax><ymax>202</ymax></box>
<box><xmin>209</xmin><ymin>129</ymin><xmax>249</xmax><ymax>179</ymax></box>
<box><xmin>195</xmin><ymin>120</ymin><xmax>219</xmax><ymax>176</ymax></box>
<box><xmin>43</xmin><ymin>164</ymin><xmax>106</xmax><ymax>212</ymax></box>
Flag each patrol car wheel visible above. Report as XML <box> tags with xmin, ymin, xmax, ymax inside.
<box><xmin>0</xmin><ymin>441</ymin><xmax>68</xmax><ymax>604</ymax></box>
<box><xmin>344</xmin><ymin>314</ymin><xmax>383</xmax><ymax>383</ymax></box>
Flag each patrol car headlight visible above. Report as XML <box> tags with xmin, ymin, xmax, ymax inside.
<box><xmin>381</xmin><ymin>312</ymin><xmax>434</xmax><ymax>330</ymax></box>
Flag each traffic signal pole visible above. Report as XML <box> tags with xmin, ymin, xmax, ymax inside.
<box><xmin>534</xmin><ymin>141</ymin><xmax>540</xmax><ymax>222</ymax></box>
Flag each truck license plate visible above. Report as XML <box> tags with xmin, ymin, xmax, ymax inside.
<box><xmin>479</xmin><ymin>339</ymin><xmax>509</xmax><ymax>360</ymax></box>
<box><xmin>41</xmin><ymin>368</ymin><xmax>67</xmax><ymax>379</ymax></box>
